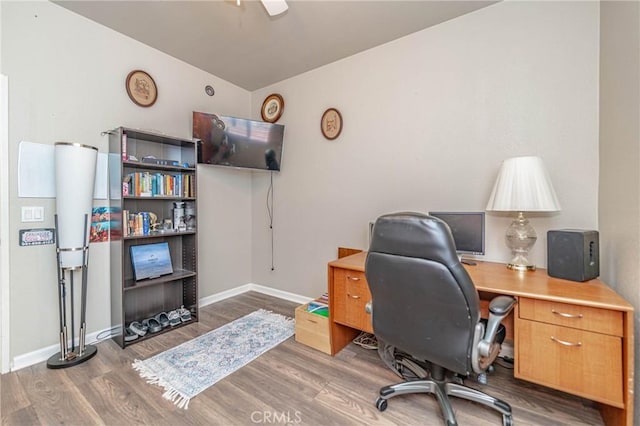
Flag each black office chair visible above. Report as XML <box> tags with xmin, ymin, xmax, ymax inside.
<box><xmin>365</xmin><ymin>212</ymin><xmax>516</xmax><ymax>426</ymax></box>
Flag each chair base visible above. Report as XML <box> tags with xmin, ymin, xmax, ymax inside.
<box><xmin>375</xmin><ymin>377</ymin><xmax>513</xmax><ymax>426</ymax></box>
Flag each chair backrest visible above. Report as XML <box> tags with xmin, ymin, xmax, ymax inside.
<box><xmin>365</xmin><ymin>212</ymin><xmax>481</xmax><ymax>375</ymax></box>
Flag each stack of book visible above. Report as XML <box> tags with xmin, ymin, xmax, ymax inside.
<box><xmin>306</xmin><ymin>293</ymin><xmax>329</xmax><ymax>317</ymax></box>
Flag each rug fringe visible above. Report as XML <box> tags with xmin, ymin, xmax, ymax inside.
<box><xmin>255</xmin><ymin>308</ymin><xmax>296</xmax><ymax>325</ymax></box>
<box><xmin>132</xmin><ymin>359</ymin><xmax>191</xmax><ymax>410</ymax></box>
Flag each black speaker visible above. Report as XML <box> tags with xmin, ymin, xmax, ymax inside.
<box><xmin>547</xmin><ymin>230</ymin><xmax>599</xmax><ymax>282</ymax></box>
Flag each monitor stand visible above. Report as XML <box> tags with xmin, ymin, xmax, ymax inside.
<box><xmin>459</xmin><ymin>255</ymin><xmax>477</xmax><ymax>266</ymax></box>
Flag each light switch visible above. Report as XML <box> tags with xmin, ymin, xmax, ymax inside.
<box><xmin>21</xmin><ymin>206</ymin><xmax>44</xmax><ymax>223</ymax></box>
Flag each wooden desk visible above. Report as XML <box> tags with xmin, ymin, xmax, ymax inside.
<box><xmin>327</xmin><ymin>251</ymin><xmax>634</xmax><ymax>426</ymax></box>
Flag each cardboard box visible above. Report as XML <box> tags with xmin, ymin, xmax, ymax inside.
<box><xmin>295</xmin><ymin>303</ymin><xmax>331</xmax><ymax>354</ymax></box>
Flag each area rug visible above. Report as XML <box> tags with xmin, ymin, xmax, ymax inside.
<box><xmin>132</xmin><ymin>309</ymin><xmax>295</xmax><ymax>409</ymax></box>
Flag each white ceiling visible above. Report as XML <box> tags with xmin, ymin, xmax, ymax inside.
<box><xmin>55</xmin><ymin>0</ymin><xmax>498</xmax><ymax>91</ymax></box>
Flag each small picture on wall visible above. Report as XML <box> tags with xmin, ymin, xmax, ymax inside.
<box><xmin>321</xmin><ymin>108</ymin><xmax>342</xmax><ymax>140</ymax></box>
<box><xmin>90</xmin><ymin>207</ymin><xmax>113</xmax><ymax>243</ymax></box>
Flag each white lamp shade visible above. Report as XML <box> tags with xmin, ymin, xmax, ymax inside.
<box><xmin>54</xmin><ymin>142</ymin><xmax>98</xmax><ymax>268</ymax></box>
<box><xmin>486</xmin><ymin>156</ymin><xmax>561</xmax><ymax>212</ymax></box>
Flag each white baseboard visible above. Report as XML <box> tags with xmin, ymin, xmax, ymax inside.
<box><xmin>11</xmin><ymin>283</ymin><xmax>311</xmax><ymax>372</ymax></box>
<box><xmin>199</xmin><ymin>283</ymin><xmax>312</xmax><ymax>308</ymax></box>
<box><xmin>12</xmin><ymin>327</ymin><xmax>116</xmax><ymax>372</ymax></box>
<box><xmin>247</xmin><ymin>283</ymin><xmax>313</xmax><ymax>305</ymax></box>
<box><xmin>198</xmin><ymin>283</ymin><xmax>254</xmax><ymax>307</ymax></box>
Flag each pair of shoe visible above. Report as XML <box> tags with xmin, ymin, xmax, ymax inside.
<box><xmin>167</xmin><ymin>310</ymin><xmax>181</xmax><ymax>327</ymax></box>
<box><xmin>178</xmin><ymin>305</ymin><xmax>192</xmax><ymax>322</ymax></box>
<box><xmin>128</xmin><ymin>321</ymin><xmax>148</xmax><ymax>338</ymax></box>
<box><xmin>143</xmin><ymin>317</ymin><xmax>163</xmax><ymax>333</ymax></box>
<box><xmin>166</xmin><ymin>306</ymin><xmax>192</xmax><ymax>326</ymax></box>
<box><xmin>127</xmin><ymin>315</ymin><xmax>163</xmax><ymax>339</ymax></box>
<box><xmin>155</xmin><ymin>312</ymin><xmax>170</xmax><ymax>328</ymax></box>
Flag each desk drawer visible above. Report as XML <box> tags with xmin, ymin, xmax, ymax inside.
<box><xmin>519</xmin><ymin>298</ymin><xmax>623</xmax><ymax>336</ymax></box>
<box><xmin>295</xmin><ymin>304</ymin><xmax>331</xmax><ymax>355</ymax></box>
<box><xmin>516</xmin><ymin>319</ymin><xmax>623</xmax><ymax>407</ymax></box>
<box><xmin>333</xmin><ymin>269</ymin><xmax>373</xmax><ymax>333</ymax></box>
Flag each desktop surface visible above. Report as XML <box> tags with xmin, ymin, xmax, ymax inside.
<box><xmin>330</xmin><ymin>251</ymin><xmax>633</xmax><ymax>311</ymax></box>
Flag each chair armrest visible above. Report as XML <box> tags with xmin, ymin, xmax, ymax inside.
<box><xmin>478</xmin><ymin>296</ymin><xmax>517</xmax><ymax>358</ymax></box>
<box><xmin>489</xmin><ymin>295</ymin><xmax>517</xmax><ymax>316</ymax></box>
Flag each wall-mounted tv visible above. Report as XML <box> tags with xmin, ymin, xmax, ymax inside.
<box><xmin>193</xmin><ymin>111</ymin><xmax>285</xmax><ymax>171</ymax></box>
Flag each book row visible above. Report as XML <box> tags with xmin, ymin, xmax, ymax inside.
<box><xmin>123</xmin><ymin>172</ymin><xmax>195</xmax><ymax>198</ymax></box>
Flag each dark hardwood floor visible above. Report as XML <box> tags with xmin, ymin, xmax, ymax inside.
<box><xmin>1</xmin><ymin>291</ymin><xmax>604</xmax><ymax>425</ymax></box>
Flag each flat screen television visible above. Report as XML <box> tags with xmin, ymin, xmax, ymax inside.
<box><xmin>130</xmin><ymin>242</ymin><xmax>174</xmax><ymax>281</ymax></box>
<box><xmin>193</xmin><ymin>111</ymin><xmax>285</xmax><ymax>171</ymax></box>
<box><xmin>429</xmin><ymin>212</ymin><xmax>485</xmax><ymax>256</ymax></box>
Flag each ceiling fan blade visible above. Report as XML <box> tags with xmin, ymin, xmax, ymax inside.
<box><xmin>261</xmin><ymin>0</ymin><xmax>288</xmax><ymax>16</ymax></box>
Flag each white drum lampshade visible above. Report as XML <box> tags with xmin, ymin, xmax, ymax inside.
<box><xmin>54</xmin><ymin>142</ymin><xmax>98</xmax><ymax>268</ymax></box>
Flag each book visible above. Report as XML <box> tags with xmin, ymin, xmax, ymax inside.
<box><xmin>306</xmin><ymin>293</ymin><xmax>329</xmax><ymax>317</ymax></box>
<box><xmin>306</xmin><ymin>304</ymin><xmax>328</xmax><ymax>317</ymax></box>
<box><xmin>121</xmin><ymin>133</ymin><xmax>127</xmax><ymax>161</ymax></box>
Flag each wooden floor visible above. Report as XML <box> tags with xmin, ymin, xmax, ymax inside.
<box><xmin>1</xmin><ymin>291</ymin><xmax>604</xmax><ymax>425</ymax></box>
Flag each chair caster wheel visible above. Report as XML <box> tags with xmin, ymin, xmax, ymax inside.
<box><xmin>375</xmin><ymin>397</ymin><xmax>388</xmax><ymax>412</ymax></box>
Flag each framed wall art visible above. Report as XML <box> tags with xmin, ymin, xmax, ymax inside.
<box><xmin>321</xmin><ymin>108</ymin><xmax>342</xmax><ymax>140</ymax></box>
<box><xmin>125</xmin><ymin>70</ymin><xmax>158</xmax><ymax>107</ymax></box>
<box><xmin>261</xmin><ymin>94</ymin><xmax>284</xmax><ymax>123</ymax></box>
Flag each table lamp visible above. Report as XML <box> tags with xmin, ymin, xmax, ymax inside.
<box><xmin>486</xmin><ymin>156</ymin><xmax>561</xmax><ymax>271</ymax></box>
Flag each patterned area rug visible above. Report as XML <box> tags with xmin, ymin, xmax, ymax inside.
<box><xmin>132</xmin><ymin>309</ymin><xmax>295</xmax><ymax>409</ymax></box>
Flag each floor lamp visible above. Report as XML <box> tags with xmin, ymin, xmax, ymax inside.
<box><xmin>47</xmin><ymin>142</ymin><xmax>99</xmax><ymax>368</ymax></box>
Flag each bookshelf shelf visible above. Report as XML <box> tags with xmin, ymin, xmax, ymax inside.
<box><xmin>108</xmin><ymin>127</ymin><xmax>199</xmax><ymax>348</ymax></box>
<box><xmin>123</xmin><ymin>270</ymin><xmax>197</xmax><ymax>291</ymax></box>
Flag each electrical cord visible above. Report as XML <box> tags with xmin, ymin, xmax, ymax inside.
<box><xmin>353</xmin><ymin>332</ymin><xmax>378</xmax><ymax>350</ymax></box>
<box><xmin>495</xmin><ymin>356</ymin><xmax>515</xmax><ymax>370</ymax></box>
<box><xmin>267</xmin><ymin>171</ymin><xmax>275</xmax><ymax>271</ymax></box>
<box><xmin>95</xmin><ymin>326</ymin><xmax>121</xmax><ymax>341</ymax></box>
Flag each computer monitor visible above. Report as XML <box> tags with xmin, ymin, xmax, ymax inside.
<box><xmin>429</xmin><ymin>212</ymin><xmax>485</xmax><ymax>256</ymax></box>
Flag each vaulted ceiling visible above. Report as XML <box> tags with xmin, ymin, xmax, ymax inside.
<box><xmin>55</xmin><ymin>1</ymin><xmax>498</xmax><ymax>91</ymax></box>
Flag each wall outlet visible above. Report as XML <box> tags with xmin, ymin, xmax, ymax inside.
<box><xmin>21</xmin><ymin>206</ymin><xmax>44</xmax><ymax>222</ymax></box>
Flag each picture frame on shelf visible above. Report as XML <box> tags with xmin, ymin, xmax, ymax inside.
<box><xmin>261</xmin><ymin>93</ymin><xmax>284</xmax><ymax>123</ymax></box>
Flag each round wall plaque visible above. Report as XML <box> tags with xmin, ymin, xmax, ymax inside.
<box><xmin>125</xmin><ymin>70</ymin><xmax>157</xmax><ymax>107</ymax></box>
<box><xmin>321</xmin><ymin>108</ymin><xmax>343</xmax><ymax>140</ymax></box>
<box><xmin>261</xmin><ymin>94</ymin><xmax>284</xmax><ymax>123</ymax></box>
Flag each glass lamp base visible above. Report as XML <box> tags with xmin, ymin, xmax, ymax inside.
<box><xmin>505</xmin><ymin>212</ymin><xmax>537</xmax><ymax>271</ymax></box>
<box><xmin>507</xmin><ymin>261</ymin><xmax>536</xmax><ymax>271</ymax></box>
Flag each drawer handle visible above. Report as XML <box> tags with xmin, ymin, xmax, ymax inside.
<box><xmin>347</xmin><ymin>276</ymin><xmax>361</xmax><ymax>281</ymax></box>
<box><xmin>347</xmin><ymin>293</ymin><xmax>361</xmax><ymax>299</ymax></box>
<box><xmin>306</xmin><ymin>319</ymin><xmax>318</xmax><ymax>324</ymax></box>
<box><xmin>551</xmin><ymin>309</ymin><xmax>583</xmax><ymax>319</ymax></box>
<box><xmin>550</xmin><ymin>336</ymin><xmax>582</xmax><ymax>347</ymax></box>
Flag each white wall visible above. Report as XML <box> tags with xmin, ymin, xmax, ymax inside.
<box><xmin>250</xmin><ymin>1</ymin><xmax>600</xmax><ymax>298</ymax></box>
<box><xmin>1</xmin><ymin>1</ymin><xmax>252</xmax><ymax>362</ymax></box>
<box><xmin>599</xmin><ymin>2</ymin><xmax>640</xmax><ymax>424</ymax></box>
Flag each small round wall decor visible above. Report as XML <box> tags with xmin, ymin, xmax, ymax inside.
<box><xmin>261</xmin><ymin>94</ymin><xmax>284</xmax><ymax>123</ymax></box>
<box><xmin>321</xmin><ymin>108</ymin><xmax>342</xmax><ymax>140</ymax></box>
<box><xmin>125</xmin><ymin>70</ymin><xmax>157</xmax><ymax>107</ymax></box>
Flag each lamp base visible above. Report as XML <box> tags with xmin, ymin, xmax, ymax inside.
<box><xmin>504</xmin><ymin>212</ymin><xmax>537</xmax><ymax>271</ymax></box>
<box><xmin>507</xmin><ymin>262</ymin><xmax>536</xmax><ymax>271</ymax></box>
<box><xmin>46</xmin><ymin>344</ymin><xmax>97</xmax><ymax>369</ymax></box>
